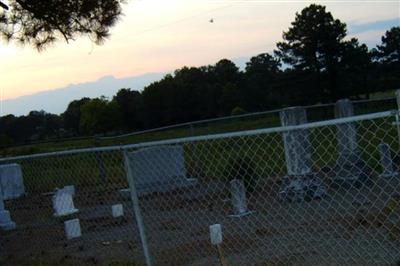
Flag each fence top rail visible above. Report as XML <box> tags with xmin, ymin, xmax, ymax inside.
<box><xmin>99</xmin><ymin>97</ymin><xmax>396</xmax><ymax>140</ymax></box>
<box><xmin>0</xmin><ymin>110</ymin><xmax>395</xmax><ymax>163</ymax></box>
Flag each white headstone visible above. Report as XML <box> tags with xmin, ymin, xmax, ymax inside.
<box><xmin>279</xmin><ymin>107</ymin><xmax>326</xmax><ymax>201</ymax></box>
<box><xmin>280</xmin><ymin>107</ymin><xmax>312</xmax><ymax>176</ymax></box>
<box><xmin>0</xmin><ymin>164</ymin><xmax>25</xmax><ymax>200</ymax></box>
<box><xmin>64</xmin><ymin>218</ymin><xmax>82</xmax><ymax>240</ymax></box>
<box><xmin>334</xmin><ymin>99</ymin><xmax>366</xmax><ymax>184</ymax></box>
<box><xmin>0</xmin><ymin>185</ymin><xmax>4</xmax><ymax>211</ymax></box>
<box><xmin>52</xmin><ymin>192</ymin><xmax>78</xmax><ymax>217</ymax></box>
<box><xmin>229</xmin><ymin>179</ymin><xmax>253</xmax><ymax>217</ymax></box>
<box><xmin>209</xmin><ymin>224</ymin><xmax>222</xmax><ymax>245</ymax></box>
<box><xmin>379</xmin><ymin>143</ymin><xmax>397</xmax><ymax>177</ymax></box>
<box><xmin>62</xmin><ymin>185</ymin><xmax>75</xmax><ymax>197</ymax></box>
<box><xmin>111</xmin><ymin>204</ymin><xmax>124</xmax><ymax>218</ymax></box>
<box><xmin>127</xmin><ymin>145</ymin><xmax>197</xmax><ymax>195</ymax></box>
<box><xmin>0</xmin><ymin>184</ymin><xmax>16</xmax><ymax>230</ymax></box>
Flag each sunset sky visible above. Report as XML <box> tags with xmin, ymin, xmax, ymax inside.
<box><xmin>1</xmin><ymin>0</ymin><xmax>399</xmax><ymax>101</ymax></box>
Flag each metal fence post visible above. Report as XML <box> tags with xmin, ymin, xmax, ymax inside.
<box><xmin>0</xmin><ymin>180</ymin><xmax>4</xmax><ymax>210</ymax></box>
<box><xmin>395</xmin><ymin>89</ymin><xmax>400</xmax><ymax>146</ymax></box>
<box><xmin>123</xmin><ymin>149</ymin><xmax>153</xmax><ymax>266</ymax></box>
<box><xmin>94</xmin><ymin>136</ymin><xmax>107</xmax><ymax>182</ymax></box>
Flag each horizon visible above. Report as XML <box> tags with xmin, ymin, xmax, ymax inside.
<box><xmin>1</xmin><ymin>0</ymin><xmax>399</xmax><ymax>115</ymax></box>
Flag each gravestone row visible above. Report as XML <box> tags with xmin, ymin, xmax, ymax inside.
<box><xmin>278</xmin><ymin>98</ymin><xmax>395</xmax><ymax>202</ymax></box>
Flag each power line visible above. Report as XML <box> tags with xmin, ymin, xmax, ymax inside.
<box><xmin>129</xmin><ymin>4</ymin><xmax>234</xmax><ymax>38</ymax></box>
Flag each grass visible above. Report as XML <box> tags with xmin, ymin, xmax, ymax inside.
<box><xmin>10</xmin><ymin>115</ymin><xmax>397</xmax><ymax>195</ymax></box>
<box><xmin>0</xmin><ymin>113</ymin><xmax>281</xmax><ymax>157</ymax></box>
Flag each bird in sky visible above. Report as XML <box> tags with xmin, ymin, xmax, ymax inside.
<box><xmin>209</xmin><ymin>18</ymin><xmax>214</xmax><ymax>23</ymax></box>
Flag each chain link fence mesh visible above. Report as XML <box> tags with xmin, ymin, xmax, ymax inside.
<box><xmin>1</xmin><ymin>108</ymin><xmax>400</xmax><ymax>265</ymax></box>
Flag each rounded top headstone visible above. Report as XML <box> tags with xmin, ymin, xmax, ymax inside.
<box><xmin>335</xmin><ymin>99</ymin><xmax>354</xmax><ymax>118</ymax></box>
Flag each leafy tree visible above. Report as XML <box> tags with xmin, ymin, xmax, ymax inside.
<box><xmin>373</xmin><ymin>27</ymin><xmax>400</xmax><ymax>64</ymax></box>
<box><xmin>276</xmin><ymin>4</ymin><xmax>346</xmax><ymax>72</ymax></box>
<box><xmin>275</xmin><ymin>4</ymin><xmax>347</xmax><ymax>101</ymax></box>
<box><xmin>63</xmin><ymin>97</ymin><xmax>91</xmax><ymax>135</ymax></box>
<box><xmin>372</xmin><ymin>27</ymin><xmax>400</xmax><ymax>92</ymax></box>
<box><xmin>244</xmin><ymin>53</ymin><xmax>281</xmax><ymax>110</ymax></box>
<box><xmin>0</xmin><ymin>111</ymin><xmax>62</xmax><ymax>143</ymax></box>
<box><xmin>0</xmin><ymin>0</ymin><xmax>125</xmax><ymax>50</ymax></box>
<box><xmin>245</xmin><ymin>53</ymin><xmax>281</xmax><ymax>75</ymax></box>
<box><xmin>219</xmin><ymin>82</ymin><xmax>241</xmax><ymax>115</ymax></box>
<box><xmin>141</xmin><ymin>74</ymin><xmax>174</xmax><ymax>128</ymax></box>
<box><xmin>0</xmin><ymin>114</ymin><xmax>17</xmax><ymax>144</ymax></box>
<box><xmin>337</xmin><ymin>38</ymin><xmax>372</xmax><ymax>97</ymax></box>
<box><xmin>209</xmin><ymin>59</ymin><xmax>241</xmax><ymax>84</ymax></box>
<box><xmin>113</xmin><ymin>88</ymin><xmax>143</xmax><ymax>130</ymax></box>
<box><xmin>0</xmin><ymin>134</ymin><xmax>13</xmax><ymax>146</ymax></box>
<box><xmin>79</xmin><ymin>97</ymin><xmax>122</xmax><ymax>135</ymax></box>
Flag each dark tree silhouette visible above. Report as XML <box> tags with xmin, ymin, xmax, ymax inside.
<box><xmin>80</xmin><ymin>97</ymin><xmax>122</xmax><ymax>135</ymax></box>
<box><xmin>337</xmin><ymin>38</ymin><xmax>372</xmax><ymax>97</ymax></box>
<box><xmin>274</xmin><ymin>4</ymin><xmax>382</xmax><ymax>102</ymax></box>
<box><xmin>372</xmin><ymin>27</ymin><xmax>400</xmax><ymax>92</ymax></box>
<box><xmin>373</xmin><ymin>27</ymin><xmax>400</xmax><ymax>64</ymax></box>
<box><xmin>63</xmin><ymin>97</ymin><xmax>91</xmax><ymax>134</ymax></box>
<box><xmin>0</xmin><ymin>0</ymin><xmax>125</xmax><ymax>50</ymax></box>
<box><xmin>276</xmin><ymin>4</ymin><xmax>346</xmax><ymax>72</ymax></box>
<box><xmin>244</xmin><ymin>53</ymin><xmax>281</xmax><ymax>110</ymax></box>
<box><xmin>113</xmin><ymin>88</ymin><xmax>143</xmax><ymax>130</ymax></box>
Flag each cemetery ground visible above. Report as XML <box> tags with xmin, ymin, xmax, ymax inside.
<box><xmin>1</xmin><ymin>115</ymin><xmax>400</xmax><ymax>265</ymax></box>
<box><xmin>2</xmin><ymin>171</ymin><xmax>400</xmax><ymax>265</ymax></box>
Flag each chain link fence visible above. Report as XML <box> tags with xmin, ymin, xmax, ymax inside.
<box><xmin>1</xmin><ymin>97</ymin><xmax>396</xmax><ymax>158</ymax></box>
<box><xmin>1</xmin><ymin>104</ymin><xmax>400</xmax><ymax>265</ymax></box>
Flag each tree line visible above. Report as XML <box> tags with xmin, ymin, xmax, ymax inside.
<box><xmin>0</xmin><ymin>4</ymin><xmax>399</xmax><ymax>146</ymax></box>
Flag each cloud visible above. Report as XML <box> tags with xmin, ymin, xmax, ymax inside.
<box><xmin>348</xmin><ymin>18</ymin><xmax>399</xmax><ymax>35</ymax></box>
<box><xmin>346</xmin><ymin>18</ymin><xmax>399</xmax><ymax>47</ymax></box>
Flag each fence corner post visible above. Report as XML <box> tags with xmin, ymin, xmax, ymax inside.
<box><xmin>122</xmin><ymin>149</ymin><xmax>152</xmax><ymax>266</ymax></box>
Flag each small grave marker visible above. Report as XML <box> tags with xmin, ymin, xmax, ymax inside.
<box><xmin>64</xmin><ymin>218</ymin><xmax>82</xmax><ymax>240</ymax></box>
<box><xmin>112</xmin><ymin>204</ymin><xmax>124</xmax><ymax>218</ymax></box>
<box><xmin>229</xmin><ymin>179</ymin><xmax>254</xmax><ymax>217</ymax></box>
<box><xmin>209</xmin><ymin>224</ymin><xmax>226</xmax><ymax>266</ymax></box>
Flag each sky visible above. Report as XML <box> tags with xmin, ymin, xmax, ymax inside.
<box><xmin>1</xmin><ymin>0</ymin><xmax>399</xmax><ymax>104</ymax></box>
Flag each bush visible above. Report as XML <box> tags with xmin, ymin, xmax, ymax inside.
<box><xmin>231</xmin><ymin>106</ymin><xmax>246</xmax><ymax>116</ymax></box>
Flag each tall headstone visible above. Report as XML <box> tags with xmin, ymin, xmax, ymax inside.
<box><xmin>0</xmin><ymin>163</ymin><xmax>25</xmax><ymax>200</ymax></box>
<box><xmin>124</xmin><ymin>145</ymin><xmax>197</xmax><ymax>196</ymax></box>
<box><xmin>334</xmin><ymin>99</ymin><xmax>366</xmax><ymax>186</ymax></box>
<box><xmin>229</xmin><ymin>179</ymin><xmax>253</xmax><ymax>217</ymax></box>
<box><xmin>378</xmin><ymin>143</ymin><xmax>397</xmax><ymax>177</ymax></box>
<box><xmin>280</xmin><ymin>107</ymin><xmax>312</xmax><ymax>175</ymax></box>
<box><xmin>396</xmin><ymin>90</ymin><xmax>400</xmax><ymax>112</ymax></box>
<box><xmin>0</xmin><ymin>182</ymin><xmax>16</xmax><ymax>230</ymax></box>
<box><xmin>279</xmin><ymin>107</ymin><xmax>326</xmax><ymax>202</ymax></box>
